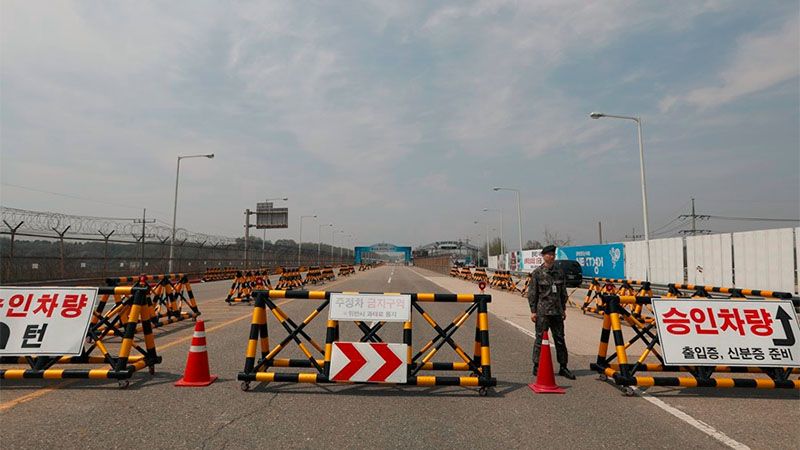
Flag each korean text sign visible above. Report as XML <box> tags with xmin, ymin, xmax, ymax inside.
<box><xmin>329</xmin><ymin>293</ymin><xmax>411</xmax><ymax>322</ymax></box>
<box><xmin>556</xmin><ymin>243</ymin><xmax>624</xmax><ymax>278</ymax></box>
<box><xmin>652</xmin><ymin>299</ymin><xmax>800</xmax><ymax>367</ymax></box>
<box><xmin>0</xmin><ymin>287</ymin><xmax>98</xmax><ymax>356</ymax></box>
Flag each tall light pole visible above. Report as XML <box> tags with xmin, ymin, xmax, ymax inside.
<box><xmin>261</xmin><ymin>197</ymin><xmax>288</xmax><ymax>267</ymax></box>
<box><xmin>493</xmin><ymin>187</ymin><xmax>523</xmax><ymax>253</ymax></box>
<box><xmin>590</xmin><ymin>112</ymin><xmax>651</xmax><ymax>280</ymax></box>
<box><xmin>169</xmin><ymin>153</ymin><xmax>214</xmax><ymax>273</ymax></box>
<box><xmin>298</xmin><ymin>214</ymin><xmax>317</xmax><ymax>265</ymax></box>
<box><xmin>482</xmin><ymin>208</ymin><xmax>504</xmax><ymax>257</ymax></box>
<box><xmin>318</xmin><ymin>223</ymin><xmax>332</xmax><ymax>266</ymax></box>
<box><xmin>474</xmin><ymin>220</ymin><xmax>490</xmax><ymax>267</ymax></box>
<box><xmin>333</xmin><ymin>230</ymin><xmax>346</xmax><ymax>264</ymax></box>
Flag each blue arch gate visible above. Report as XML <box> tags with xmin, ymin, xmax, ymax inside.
<box><xmin>353</xmin><ymin>243</ymin><xmax>412</xmax><ymax>264</ymax></box>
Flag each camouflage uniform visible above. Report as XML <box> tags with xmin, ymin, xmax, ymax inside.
<box><xmin>527</xmin><ymin>263</ymin><xmax>569</xmax><ymax>371</ymax></box>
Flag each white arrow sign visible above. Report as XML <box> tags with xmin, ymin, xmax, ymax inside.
<box><xmin>329</xmin><ymin>342</ymin><xmax>407</xmax><ymax>383</ymax></box>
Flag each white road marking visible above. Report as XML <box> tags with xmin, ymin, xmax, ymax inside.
<box><xmin>388</xmin><ymin>267</ymin><xmax>395</xmax><ymax>284</ymax></box>
<box><xmin>407</xmin><ymin>266</ymin><xmax>749</xmax><ymax>450</ymax></box>
<box><xmin>633</xmin><ymin>388</ymin><xmax>750</xmax><ymax>450</ymax></box>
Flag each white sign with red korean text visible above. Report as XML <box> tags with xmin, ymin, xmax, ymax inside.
<box><xmin>651</xmin><ymin>298</ymin><xmax>800</xmax><ymax>367</ymax></box>
<box><xmin>0</xmin><ymin>287</ymin><xmax>98</xmax><ymax>356</ymax></box>
<box><xmin>329</xmin><ymin>293</ymin><xmax>411</xmax><ymax>322</ymax></box>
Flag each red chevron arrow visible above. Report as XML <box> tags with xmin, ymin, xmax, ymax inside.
<box><xmin>331</xmin><ymin>343</ymin><xmax>367</xmax><ymax>381</ymax></box>
<box><xmin>368</xmin><ymin>343</ymin><xmax>403</xmax><ymax>382</ymax></box>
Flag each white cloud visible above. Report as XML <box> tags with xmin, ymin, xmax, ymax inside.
<box><xmin>665</xmin><ymin>18</ymin><xmax>799</xmax><ymax>110</ymax></box>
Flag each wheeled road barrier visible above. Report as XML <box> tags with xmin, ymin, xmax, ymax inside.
<box><xmin>225</xmin><ymin>270</ymin><xmax>273</xmax><ymax>305</ymax></box>
<box><xmin>275</xmin><ymin>267</ymin><xmax>304</xmax><ymax>290</ymax></box>
<box><xmin>590</xmin><ymin>294</ymin><xmax>800</xmax><ymax>394</ymax></box>
<box><xmin>0</xmin><ymin>286</ymin><xmax>161</xmax><ymax>388</ymax></box>
<box><xmin>106</xmin><ymin>273</ymin><xmax>201</xmax><ymax>329</ymax></box>
<box><xmin>237</xmin><ymin>289</ymin><xmax>497</xmax><ymax>395</ymax></box>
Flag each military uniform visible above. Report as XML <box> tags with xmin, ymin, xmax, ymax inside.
<box><xmin>528</xmin><ymin>249</ymin><xmax>571</xmax><ymax>376</ymax></box>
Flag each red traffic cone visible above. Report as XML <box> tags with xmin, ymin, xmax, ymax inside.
<box><xmin>528</xmin><ymin>330</ymin><xmax>565</xmax><ymax>394</ymax></box>
<box><xmin>175</xmin><ymin>320</ymin><xmax>217</xmax><ymax>387</ymax></box>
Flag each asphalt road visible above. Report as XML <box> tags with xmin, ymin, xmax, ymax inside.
<box><xmin>1</xmin><ymin>266</ymin><xmax>797</xmax><ymax>449</ymax></box>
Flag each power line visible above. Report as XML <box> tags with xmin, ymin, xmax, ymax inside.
<box><xmin>705</xmin><ymin>215</ymin><xmax>799</xmax><ymax>222</ymax></box>
<box><xmin>1</xmin><ymin>182</ymin><xmax>145</xmax><ymax>211</ymax></box>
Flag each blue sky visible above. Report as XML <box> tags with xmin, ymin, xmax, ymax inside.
<box><xmin>1</xmin><ymin>1</ymin><xmax>798</xmax><ymax>248</ymax></box>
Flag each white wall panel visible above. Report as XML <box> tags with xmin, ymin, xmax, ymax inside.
<box><xmin>686</xmin><ymin>233</ymin><xmax>733</xmax><ymax>286</ymax></box>
<box><xmin>649</xmin><ymin>238</ymin><xmax>684</xmax><ymax>284</ymax></box>
<box><xmin>624</xmin><ymin>238</ymin><xmax>683</xmax><ymax>283</ymax></box>
<box><xmin>624</xmin><ymin>241</ymin><xmax>647</xmax><ymax>281</ymax></box>
<box><xmin>733</xmin><ymin>228</ymin><xmax>794</xmax><ymax>293</ymax></box>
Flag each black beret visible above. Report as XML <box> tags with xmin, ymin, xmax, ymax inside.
<box><xmin>541</xmin><ymin>245</ymin><xmax>556</xmax><ymax>255</ymax></box>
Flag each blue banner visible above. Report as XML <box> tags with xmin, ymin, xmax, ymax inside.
<box><xmin>556</xmin><ymin>243</ymin><xmax>625</xmax><ymax>279</ymax></box>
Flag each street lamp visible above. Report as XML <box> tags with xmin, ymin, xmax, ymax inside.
<box><xmin>333</xmin><ymin>230</ymin><xmax>346</xmax><ymax>264</ymax></box>
<box><xmin>169</xmin><ymin>153</ymin><xmax>214</xmax><ymax>273</ymax></box>
<box><xmin>261</xmin><ymin>197</ymin><xmax>288</xmax><ymax>267</ymax></box>
<box><xmin>590</xmin><ymin>111</ymin><xmax>651</xmax><ymax>280</ymax></box>
<box><xmin>474</xmin><ymin>221</ymin><xmax>490</xmax><ymax>267</ymax></box>
<box><xmin>493</xmin><ymin>187</ymin><xmax>523</xmax><ymax>253</ymax></box>
<box><xmin>318</xmin><ymin>223</ymin><xmax>333</xmax><ymax>266</ymax></box>
<box><xmin>298</xmin><ymin>215</ymin><xmax>317</xmax><ymax>266</ymax></box>
<box><xmin>482</xmin><ymin>208</ymin><xmax>504</xmax><ymax>257</ymax></box>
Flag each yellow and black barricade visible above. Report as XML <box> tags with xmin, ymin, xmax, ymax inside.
<box><xmin>237</xmin><ymin>290</ymin><xmax>497</xmax><ymax>395</ymax></box>
<box><xmin>105</xmin><ymin>273</ymin><xmax>201</xmax><ymax>330</ymax></box>
<box><xmin>275</xmin><ymin>267</ymin><xmax>304</xmax><ymax>290</ymax></box>
<box><xmin>473</xmin><ymin>268</ymin><xmax>489</xmax><ymax>283</ymax></box>
<box><xmin>450</xmin><ymin>266</ymin><xmax>460</xmax><ymax>277</ymax></box>
<box><xmin>0</xmin><ymin>286</ymin><xmax>161</xmax><ymax>388</ymax></box>
<box><xmin>305</xmin><ymin>266</ymin><xmax>323</xmax><ymax>284</ymax></box>
<box><xmin>338</xmin><ymin>265</ymin><xmax>355</xmax><ymax>277</ymax></box>
<box><xmin>590</xmin><ymin>294</ymin><xmax>800</xmax><ymax>393</ymax></box>
<box><xmin>321</xmin><ymin>266</ymin><xmax>336</xmax><ymax>281</ymax></box>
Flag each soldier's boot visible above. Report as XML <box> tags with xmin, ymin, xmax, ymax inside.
<box><xmin>558</xmin><ymin>367</ymin><xmax>576</xmax><ymax>380</ymax></box>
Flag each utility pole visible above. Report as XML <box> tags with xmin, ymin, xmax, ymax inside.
<box><xmin>134</xmin><ymin>208</ymin><xmax>155</xmax><ymax>272</ymax></box>
<box><xmin>679</xmin><ymin>197</ymin><xmax>712</xmax><ymax>236</ymax></box>
<box><xmin>598</xmin><ymin>221</ymin><xmax>603</xmax><ymax>244</ymax></box>
<box><xmin>625</xmin><ymin>227</ymin><xmax>643</xmax><ymax>241</ymax></box>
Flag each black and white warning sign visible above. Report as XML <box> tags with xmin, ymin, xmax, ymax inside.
<box><xmin>0</xmin><ymin>287</ymin><xmax>98</xmax><ymax>356</ymax></box>
<box><xmin>652</xmin><ymin>299</ymin><xmax>800</xmax><ymax>367</ymax></box>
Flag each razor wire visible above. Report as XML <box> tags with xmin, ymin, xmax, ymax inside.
<box><xmin>1</xmin><ymin>206</ymin><xmax>236</xmax><ymax>246</ymax></box>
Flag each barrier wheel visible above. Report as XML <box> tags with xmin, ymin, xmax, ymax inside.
<box><xmin>597</xmin><ymin>374</ymin><xmax>608</xmax><ymax>381</ymax></box>
<box><xmin>240</xmin><ymin>381</ymin><xmax>251</xmax><ymax>391</ymax></box>
<box><xmin>622</xmin><ymin>386</ymin><xmax>636</xmax><ymax>397</ymax></box>
<box><xmin>479</xmin><ymin>387</ymin><xmax>489</xmax><ymax>397</ymax></box>
<box><xmin>118</xmin><ymin>380</ymin><xmax>130</xmax><ymax>389</ymax></box>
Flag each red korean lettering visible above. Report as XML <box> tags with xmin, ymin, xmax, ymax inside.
<box><xmin>743</xmin><ymin>308</ymin><xmax>773</xmax><ymax>336</ymax></box>
<box><xmin>32</xmin><ymin>293</ymin><xmax>59</xmax><ymax>318</ymax></box>
<box><xmin>662</xmin><ymin>307</ymin><xmax>690</xmax><ymax>335</ymax></box>
<box><xmin>689</xmin><ymin>307</ymin><xmax>718</xmax><ymax>335</ymax></box>
<box><xmin>7</xmin><ymin>294</ymin><xmax>34</xmax><ymax>318</ymax></box>
<box><xmin>61</xmin><ymin>293</ymin><xmax>89</xmax><ymax>318</ymax></box>
<box><xmin>717</xmin><ymin>308</ymin><xmax>745</xmax><ymax>336</ymax></box>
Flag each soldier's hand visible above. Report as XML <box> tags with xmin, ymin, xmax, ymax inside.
<box><xmin>531</xmin><ymin>313</ymin><xmax>537</xmax><ymax>322</ymax></box>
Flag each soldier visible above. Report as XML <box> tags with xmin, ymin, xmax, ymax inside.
<box><xmin>528</xmin><ymin>245</ymin><xmax>575</xmax><ymax>380</ymax></box>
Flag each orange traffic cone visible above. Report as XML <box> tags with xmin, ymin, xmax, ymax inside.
<box><xmin>175</xmin><ymin>320</ymin><xmax>217</xmax><ymax>387</ymax></box>
<box><xmin>528</xmin><ymin>330</ymin><xmax>565</xmax><ymax>394</ymax></box>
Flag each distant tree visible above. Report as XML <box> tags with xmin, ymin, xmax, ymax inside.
<box><xmin>488</xmin><ymin>237</ymin><xmax>505</xmax><ymax>255</ymax></box>
<box><xmin>542</xmin><ymin>227</ymin><xmax>571</xmax><ymax>247</ymax></box>
<box><xmin>524</xmin><ymin>240</ymin><xmax>543</xmax><ymax>250</ymax></box>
